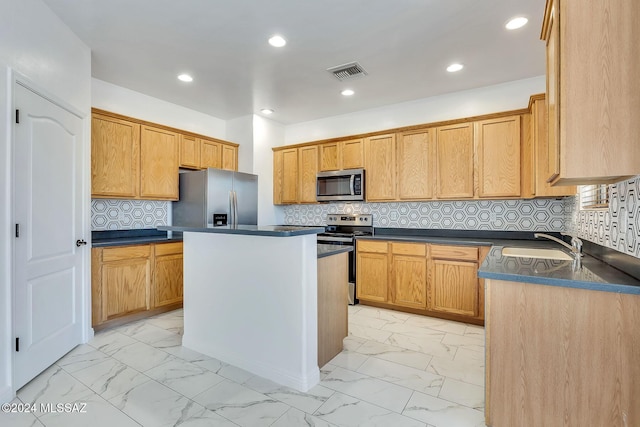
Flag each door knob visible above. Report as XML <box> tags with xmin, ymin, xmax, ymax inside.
<box><xmin>76</xmin><ymin>239</ymin><xmax>87</xmax><ymax>247</ymax></box>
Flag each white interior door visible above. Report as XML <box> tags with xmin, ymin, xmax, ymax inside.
<box><xmin>13</xmin><ymin>81</ymin><xmax>85</xmax><ymax>389</ymax></box>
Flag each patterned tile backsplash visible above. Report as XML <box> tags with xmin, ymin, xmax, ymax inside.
<box><xmin>566</xmin><ymin>175</ymin><xmax>640</xmax><ymax>259</ymax></box>
<box><xmin>91</xmin><ymin>199</ymin><xmax>169</xmax><ymax>230</ymax></box>
<box><xmin>284</xmin><ymin>199</ymin><xmax>567</xmax><ymax>231</ymax></box>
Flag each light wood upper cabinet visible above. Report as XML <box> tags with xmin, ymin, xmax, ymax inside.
<box><xmin>435</xmin><ymin>123</ymin><xmax>474</xmax><ymax>198</ymax></box>
<box><xmin>390</xmin><ymin>243</ymin><xmax>427</xmax><ymax>309</ymax></box>
<box><xmin>153</xmin><ymin>242</ymin><xmax>183</xmax><ymax>309</ymax></box>
<box><xmin>281</xmin><ymin>148</ymin><xmax>299</xmax><ymax>204</ymax></box>
<box><xmin>476</xmin><ymin>116</ymin><xmax>521</xmax><ymax>198</ymax></box>
<box><xmin>179</xmin><ymin>134</ymin><xmax>200</xmax><ymax>169</ymax></box>
<box><xmin>299</xmin><ymin>145</ymin><xmax>319</xmax><ymax>203</ymax></box>
<box><xmin>397</xmin><ymin>129</ymin><xmax>435</xmax><ymax>200</ymax></box>
<box><xmin>530</xmin><ymin>96</ymin><xmax>576</xmax><ymax>197</ymax></box>
<box><xmin>320</xmin><ymin>138</ymin><xmax>364</xmax><ymax>171</ymax></box>
<box><xmin>201</xmin><ymin>139</ymin><xmax>222</xmax><ymax>169</ymax></box>
<box><xmin>139</xmin><ymin>125</ymin><xmax>179</xmax><ymax>200</ymax></box>
<box><xmin>427</xmin><ymin>245</ymin><xmax>479</xmax><ymax>317</ymax></box>
<box><xmin>364</xmin><ymin>134</ymin><xmax>396</xmax><ymax>201</ymax></box>
<box><xmin>221</xmin><ymin>144</ymin><xmax>237</xmax><ymax>171</ymax></box>
<box><xmin>320</xmin><ymin>143</ymin><xmax>339</xmax><ymax>171</ymax></box>
<box><xmin>542</xmin><ymin>0</ymin><xmax>640</xmax><ymax>185</ymax></box>
<box><xmin>273</xmin><ymin>150</ymin><xmax>284</xmax><ymax>205</ymax></box>
<box><xmin>340</xmin><ymin>138</ymin><xmax>364</xmax><ymax>169</ymax></box>
<box><xmin>91</xmin><ymin>114</ymin><xmax>140</xmax><ymax>198</ymax></box>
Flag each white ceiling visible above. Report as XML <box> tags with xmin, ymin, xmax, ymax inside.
<box><xmin>42</xmin><ymin>0</ymin><xmax>546</xmax><ymax>125</ymax></box>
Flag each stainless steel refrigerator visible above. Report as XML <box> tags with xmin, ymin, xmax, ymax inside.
<box><xmin>172</xmin><ymin>169</ymin><xmax>258</xmax><ymax>227</ymax></box>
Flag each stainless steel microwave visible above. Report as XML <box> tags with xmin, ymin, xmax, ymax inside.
<box><xmin>316</xmin><ymin>168</ymin><xmax>365</xmax><ymax>202</ymax></box>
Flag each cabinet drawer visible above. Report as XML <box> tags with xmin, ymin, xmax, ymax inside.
<box><xmin>391</xmin><ymin>242</ymin><xmax>426</xmax><ymax>256</ymax></box>
<box><xmin>103</xmin><ymin>245</ymin><xmax>151</xmax><ymax>262</ymax></box>
<box><xmin>155</xmin><ymin>242</ymin><xmax>183</xmax><ymax>256</ymax></box>
<box><xmin>430</xmin><ymin>245</ymin><xmax>478</xmax><ymax>261</ymax></box>
<box><xmin>357</xmin><ymin>240</ymin><xmax>388</xmax><ymax>253</ymax></box>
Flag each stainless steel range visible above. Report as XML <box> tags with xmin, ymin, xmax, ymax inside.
<box><xmin>317</xmin><ymin>214</ymin><xmax>374</xmax><ymax>305</ymax></box>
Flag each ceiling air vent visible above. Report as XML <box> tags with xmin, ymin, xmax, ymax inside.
<box><xmin>327</xmin><ymin>62</ymin><xmax>368</xmax><ymax>81</ymax></box>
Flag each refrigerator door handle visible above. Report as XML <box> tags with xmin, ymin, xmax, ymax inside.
<box><xmin>229</xmin><ymin>191</ymin><xmax>235</xmax><ymax>226</ymax></box>
<box><xmin>232</xmin><ymin>191</ymin><xmax>239</xmax><ymax>227</ymax></box>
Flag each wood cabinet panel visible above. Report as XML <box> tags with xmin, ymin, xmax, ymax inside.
<box><xmin>154</xmin><ymin>242</ymin><xmax>183</xmax><ymax>256</ymax></box>
<box><xmin>154</xmin><ymin>253</ymin><xmax>183</xmax><ymax>308</ymax></box>
<box><xmin>298</xmin><ymin>145</ymin><xmax>319</xmax><ymax>203</ymax></box>
<box><xmin>281</xmin><ymin>148</ymin><xmax>299</xmax><ymax>204</ymax></box>
<box><xmin>180</xmin><ymin>134</ymin><xmax>200</xmax><ymax>169</ymax></box>
<box><xmin>340</xmin><ymin>139</ymin><xmax>364</xmax><ymax>169</ymax></box>
<box><xmin>435</xmin><ymin>123</ymin><xmax>474</xmax><ymax>198</ymax></box>
<box><xmin>543</xmin><ymin>0</ymin><xmax>640</xmax><ymax>184</ymax></box>
<box><xmin>140</xmin><ymin>125</ymin><xmax>179</xmax><ymax>200</ymax></box>
<box><xmin>356</xmin><ymin>252</ymin><xmax>388</xmax><ymax>302</ymax></box>
<box><xmin>357</xmin><ymin>240</ymin><xmax>388</xmax><ymax>253</ymax></box>
<box><xmin>317</xmin><ymin>252</ymin><xmax>348</xmax><ymax>367</ymax></box>
<box><xmin>486</xmin><ymin>279</ymin><xmax>640</xmax><ymax>427</ymax></box>
<box><xmin>91</xmin><ymin>114</ymin><xmax>140</xmax><ymax>198</ymax></box>
<box><xmin>102</xmin><ymin>257</ymin><xmax>150</xmax><ymax>320</ymax></box>
<box><xmin>391</xmin><ymin>242</ymin><xmax>426</xmax><ymax>257</ymax></box>
<box><xmin>476</xmin><ymin>116</ymin><xmax>521</xmax><ymax>198</ymax></box>
<box><xmin>201</xmin><ymin>139</ymin><xmax>222</xmax><ymax>169</ymax></box>
<box><xmin>273</xmin><ymin>150</ymin><xmax>284</xmax><ymax>205</ymax></box>
<box><xmin>364</xmin><ymin>134</ymin><xmax>396</xmax><ymax>201</ymax></box>
<box><xmin>428</xmin><ymin>259</ymin><xmax>478</xmax><ymax>317</ymax></box>
<box><xmin>102</xmin><ymin>245</ymin><xmax>151</xmax><ymax>262</ymax></box>
<box><xmin>320</xmin><ymin>143</ymin><xmax>339</xmax><ymax>171</ymax></box>
<box><xmin>221</xmin><ymin>144</ymin><xmax>237</xmax><ymax>171</ymax></box>
<box><xmin>430</xmin><ymin>245</ymin><xmax>478</xmax><ymax>261</ymax></box>
<box><xmin>392</xmin><ymin>254</ymin><xmax>427</xmax><ymax>309</ymax></box>
<box><xmin>397</xmin><ymin>129</ymin><xmax>434</xmax><ymax>200</ymax></box>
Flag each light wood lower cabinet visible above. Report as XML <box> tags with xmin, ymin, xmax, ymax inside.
<box><xmin>317</xmin><ymin>252</ymin><xmax>349</xmax><ymax>367</ymax></box>
<box><xmin>485</xmin><ymin>279</ymin><xmax>640</xmax><ymax>427</ymax></box>
<box><xmin>356</xmin><ymin>240</ymin><xmax>489</xmax><ymax>324</ymax></box>
<box><xmin>92</xmin><ymin>242</ymin><xmax>183</xmax><ymax>330</ymax></box>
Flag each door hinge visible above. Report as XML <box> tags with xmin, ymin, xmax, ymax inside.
<box><xmin>15</xmin><ymin>337</ymin><xmax>19</xmax><ymax>352</ymax></box>
<box><xmin>15</xmin><ymin>109</ymin><xmax>19</xmax><ymax>124</ymax></box>
<box><xmin>15</xmin><ymin>224</ymin><xmax>20</xmax><ymax>238</ymax></box>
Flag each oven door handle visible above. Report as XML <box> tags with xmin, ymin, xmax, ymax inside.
<box><xmin>317</xmin><ymin>236</ymin><xmax>354</xmax><ymax>243</ymax></box>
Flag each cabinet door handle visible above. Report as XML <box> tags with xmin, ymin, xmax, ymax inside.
<box><xmin>76</xmin><ymin>239</ymin><xmax>87</xmax><ymax>247</ymax></box>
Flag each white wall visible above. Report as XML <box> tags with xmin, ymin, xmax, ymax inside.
<box><xmin>92</xmin><ymin>79</ymin><xmax>226</xmax><ymax>140</ymax></box>
<box><xmin>284</xmin><ymin>76</ymin><xmax>546</xmax><ymax>144</ymax></box>
<box><xmin>253</xmin><ymin>115</ymin><xmax>285</xmax><ymax>225</ymax></box>
<box><xmin>0</xmin><ymin>0</ymin><xmax>91</xmax><ymax>402</ymax></box>
<box><xmin>226</xmin><ymin>115</ymin><xmax>254</xmax><ymax>173</ymax></box>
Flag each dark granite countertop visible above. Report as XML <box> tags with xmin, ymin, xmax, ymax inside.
<box><xmin>358</xmin><ymin>228</ymin><xmax>640</xmax><ymax>295</ymax></box>
<box><xmin>317</xmin><ymin>244</ymin><xmax>353</xmax><ymax>259</ymax></box>
<box><xmin>92</xmin><ymin>229</ymin><xmax>183</xmax><ymax>248</ymax></box>
<box><xmin>159</xmin><ymin>225</ymin><xmax>325</xmax><ymax>237</ymax></box>
<box><xmin>478</xmin><ymin>245</ymin><xmax>640</xmax><ymax>295</ymax></box>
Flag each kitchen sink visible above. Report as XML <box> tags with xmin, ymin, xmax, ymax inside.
<box><xmin>501</xmin><ymin>247</ymin><xmax>573</xmax><ymax>261</ymax></box>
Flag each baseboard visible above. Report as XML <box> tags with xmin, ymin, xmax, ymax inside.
<box><xmin>183</xmin><ymin>334</ymin><xmax>320</xmax><ymax>393</ymax></box>
<box><xmin>0</xmin><ymin>385</ymin><xmax>15</xmax><ymax>404</ymax></box>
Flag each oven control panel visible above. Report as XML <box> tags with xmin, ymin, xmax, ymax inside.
<box><xmin>326</xmin><ymin>214</ymin><xmax>373</xmax><ymax>226</ymax></box>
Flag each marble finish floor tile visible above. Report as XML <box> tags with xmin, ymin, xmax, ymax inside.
<box><xmin>109</xmin><ymin>378</ymin><xmax>206</xmax><ymax>427</ymax></box>
<box><xmin>0</xmin><ymin>397</ymin><xmax>44</xmax><ymax>427</ymax></box>
<box><xmin>70</xmin><ymin>358</ymin><xmax>151</xmax><ymax>400</ymax></box>
<box><xmin>402</xmin><ymin>391</ymin><xmax>485</xmax><ymax>427</ymax></box>
<box><xmin>192</xmin><ymin>379</ymin><xmax>290</xmax><ymax>427</ymax></box>
<box><xmin>8</xmin><ymin>306</ymin><xmax>487</xmax><ymax>427</ymax></box>
<box><xmin>110</xmin><ymin>341</ymin><xmax>175</xmax><ymax>372</ymax></box>
<box><xmin>356</xmin><ymin>358</ymin><xmax>444</xmax><ymax>396</ymax></box>
<box><xmin>145</xmin><ymin>359</ymin><xmax>225</xmax><ymax>398</ymax></box>
<box><xmin>321</xmin><ymin>367</ymin><xmax>413</xmax><ymax>413</ymax></box>
<box><xmin>354</xmin><ymin>340</ymin><xmax>433</xmax><ymax>370</ymax></box>
<box><xmin>315</xmin><ymin>392</ymin><xmax>426</xmax><ymax>427</ymax></box>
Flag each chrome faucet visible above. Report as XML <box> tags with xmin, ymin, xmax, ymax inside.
<box><xmin>534</xmin><ymin>232</ymin><xmax>583</xmax><ymax>268</ymax></box>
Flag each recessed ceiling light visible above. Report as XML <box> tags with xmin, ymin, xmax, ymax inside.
<box><xmin>505</xmin><ymin>16</ymin><xmax>528</xmax><ymax>30</ymax></box>
<box><xmin>446</xmin><ymin>63</ymin><xmax>464</xmax><ymax>73</ymax></box>
<box><xmin>268</xmin><ymin>35</ymin><xmax>286</xmax><ymax>47</ymax></box>
<box><xmin>341</xmin><ymin>89</ymin><xmax>355</xmax><ymax>96</ymax></box>
<box><xmin>261</xmin><ymin>108</ymin><xmax>274</xmax><ymax>115</ymax></box>
<box><xmin>177</xmin><ymin>74</ymin><xmax>193</xmax><ymax>82</ymax></box>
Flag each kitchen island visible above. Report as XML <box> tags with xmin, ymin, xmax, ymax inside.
<box><xmin>159</xmin><ymin>225</ymin><xmax>327</xmax><ymax>392</ymax></box>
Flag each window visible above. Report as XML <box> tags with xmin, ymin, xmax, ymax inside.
<box><xmin>579</xmin><ymin>184</ymin><xmax>610</xmax><ymax>210</ymax></box>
